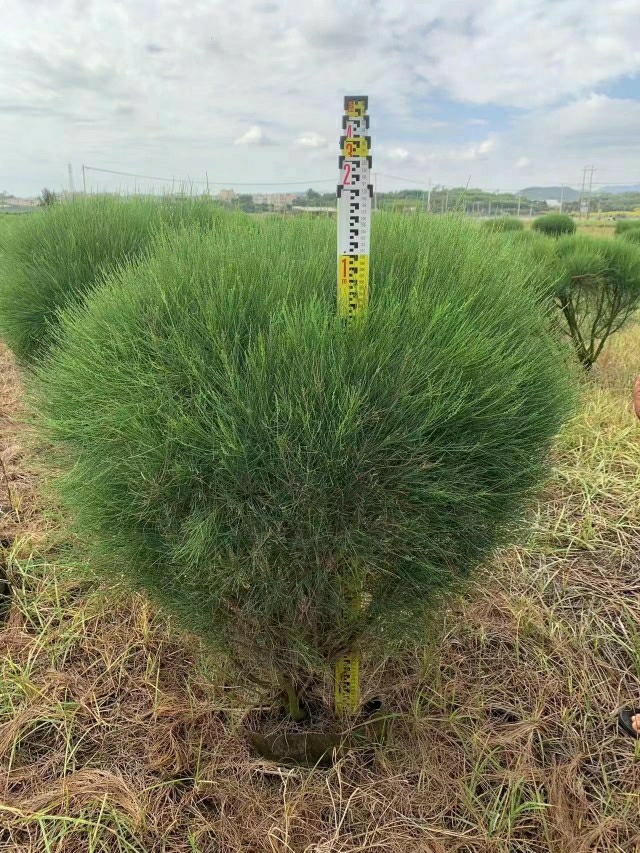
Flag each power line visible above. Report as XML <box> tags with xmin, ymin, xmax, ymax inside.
<box><xmin>376</xmin><ymin>172</ymin><xmax>432</xmax><ymax>187</ymax></box>
<box><xmin>82</xmin><ymin>164</ymin><xmax>640</xmax><ymax>196</ymax></box>
<box><xmin>83</xmin><ymin>165</ymin><xmax>336</xmax><ymax>187</ymax></box>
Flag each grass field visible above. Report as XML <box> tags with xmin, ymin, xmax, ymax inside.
<box><xmin>1</xmin><ymin>320</ymin><xmax>639</xmax><ymax>848</ymax></box>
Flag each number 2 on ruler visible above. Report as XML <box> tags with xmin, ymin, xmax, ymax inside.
<box><xmin>343</xmin><ymin>162</ymin><xmax>352</xmax><ymax>185</ymax></box>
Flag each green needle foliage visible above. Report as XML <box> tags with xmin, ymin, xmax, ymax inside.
<box><xmin>0</xmin><ymin>194</ymin><xmax>242</xmax><ymax>365</ymax></box>
<box><xmin>614</xmin><ymin>219</ymin><xmax>640</xmax><ymax>236</ymax></box>
<box><xmin>481</xmin><ymin>216</ymin><xmax>524</xmax><ymax>233</ymax></box>
<box><xmin>532</xmin><ymin>213</ymin><xmax>576</xmax><ymax>237</ymax></box>
<box><xmin>550</xmin><ymin>235</ymin><xmax>640</xmax><ymax>369</ymax></box>
<box><xmin>33</xmin><ymin>214</ymin><xmax>574</xmax><ymax>705</ymax></box>
<box><xmin>618</xmin><ymin>227</ymin><xmax>640</xmax><ymax>245</ymax></box>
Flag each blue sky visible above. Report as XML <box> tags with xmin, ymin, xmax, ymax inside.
<box><xmin>2</xmin><ymin>0</ymin><xmax>640</xmax><ymax>197</ymax></box>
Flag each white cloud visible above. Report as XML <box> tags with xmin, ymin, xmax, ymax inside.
<box><xmin>234</xmin><ymin>126</ymin><xmax>272</xmax><ymax>146</ymax></box>
<box><xmin>422</xmin><ymin>2</ymin><xmax>640</xmax><ymax>107</ymax></box>
<box><xmin>2</xmin><ymin>0</ymin><xmax>640</xmax><ymax>195</ymax></box>
<box><xmin>477</xmin><ymin>138</ymin><xmax>496</xmax><ymax>156</ymax></box>
<box><xmin>296</xmin><ymin>131</ymin><xmax>326</xmax><ymax>147</ymax></box>
<box><xmin>458</xmin><ymin>136</ymin><xmax>498</xmax><ymax>160</ymax></box>
<box><xmin>516</xmin><ymin>157</ymin><xmax>532</xmax><ymax>169</ymax></box>
<box><xmin>531</xmin><ymin>93</ymin><xmax>640</xmax><ymax>148</ymax></box>
<box><xmin>387</xmin><ymin>147</ymin><xmax>411</xmax><ymax>162</ymax></box>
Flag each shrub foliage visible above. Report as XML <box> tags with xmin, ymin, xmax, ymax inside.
<box><xmin>551</xmin><ymin>235</ymin><xmax>640</xmax><ymax>368</ymax></box>
<box><xmin>618</xmin><ymin>227</ymin><xmax>640</xmax><ymax>245</ymax></box>
<box><xmin>0</xmin><ymin>195</ymin><xmax>239</xmax><ymax>364</ymax></box>
<box><xmin>33</xmin><ymin>214</ymin><xmax>573</xmax><ymax>703</ymax></box>
<box><xmin>481</xmin><ymin>216</ymin><xmax>524</xmax><ymax>233</ymax></box>
<box><xmin>532</xmin><ymin>213</ymin><xmax>576</xmax><ymax>237</ymax></box>
<box><xmin>614</xmin><ymin>219</ymin><xmax>640</xmax><ymax>235</ymax></box>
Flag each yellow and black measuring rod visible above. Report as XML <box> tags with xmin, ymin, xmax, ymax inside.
<box><xmin>334</xmin><ymin>96</ymin><xmax>373</xmax><ymax>715</ymax></box>
<box><xmin>337</xmin><ymin>94</ymin><xmax>373</xmax><ymax>321</ymax></box>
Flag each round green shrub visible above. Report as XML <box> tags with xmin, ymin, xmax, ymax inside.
<box><xmin>614</xmin><ymin>219</ymin><xmax>640</xmax><ymax>235</ymax></box>
<box><xmin>33</xmin><ymin>216</ymin><xmax>573</xmax><ymax>697</ymax></box>
<box><xmin>532</xmin><ymin>213</ymin><xmax>576</xmax><ymax>237</ymax></box>
<box><xmin>551</xmin><ymin>235</ymin><xmax>640</xmax><ymax>368</ymax></box>
<box><xmin>481</xmin><ymin>216</ymin><xmax>524</xmax><ymax>233</ymax></box>
<box><xmin>618</xmin><ymin>227</ymin><xmax>640</xmax><ymax>244</ymax></box>
<box><xmin>0</xmin><ymin>195</ymin><xmax>242</xmax><ymax>364</ymax></box>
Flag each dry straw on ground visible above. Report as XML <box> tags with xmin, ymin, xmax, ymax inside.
<box><xmin>1</xmin><ymin>326</ymin><xmax>639</xmax><ymax>852</ymax></box>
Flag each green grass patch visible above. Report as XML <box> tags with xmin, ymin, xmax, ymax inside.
<box><xmin>614</xmin><ymin>218</ymin><xmax>640</xmax><ymax>235</ymax></box>
<box><xmin>618</xmin><ymin>226</ymin><xmax>640</xmax><ymax>244</ymax></box>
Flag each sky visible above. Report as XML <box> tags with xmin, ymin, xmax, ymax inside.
<box><xmin>2</xmin><ymin>0</ymin><xmax>640</xmax><ymax>197</ymax></box>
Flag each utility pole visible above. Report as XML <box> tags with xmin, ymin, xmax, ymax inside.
<box><xmin>68</xmin><ymin>163</ymin><xmax>75</xmax><ymax>195</ymax></box>
<box><xmin>444</xmin><ymin>190</ymin><xmax>449</xmax><ymax>212</ymax></box>
<box><xmin>427</xmin><ymin>178</ymin><xmax>432</xmax><ymax>213</ymax></box>
<box><xmin>205</xmin><ymin>171</ymin><xmax>210</xmax><ymax>196</ymax></box>
<box><xmin>82</xmin><ymin>164</ymin><xmax>87</xmax><ymax>194</ymax></box>
<box><xmin>559</xmin><ymin>184</ymin><xmax>565</xmax><ymax>213</ymax></box>
<box><xmin>579</xmin><ymin>165</ymin><xmax>595</xmax><ymax>219</ymax></box>
<box><xmin>517</xmin><ymin>194</ymin><xmax>521</xmax><ymax>216</ymax></box>
<box><xmin>587</xmin><ymin>167</ymin><xmax>594</xmax><ymax>219</ymax></box>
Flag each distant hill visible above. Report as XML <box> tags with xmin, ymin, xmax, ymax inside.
<box><xmin>519</xmin><ymin>186</ymin><xmax>581</xmax><ymax>202</ymax></box>
<box><xmin>599</xmin><ymin>184</ymin><xmax>640</xmax><ymax>194</ymax></box>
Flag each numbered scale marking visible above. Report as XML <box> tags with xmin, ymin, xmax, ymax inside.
<box><xmin>334</xmin><ymin>654</ymin><xmax>360</xmax><ymax>716</ymax></box>
<box><xmin>337</xmin><ymin>95</ymin><xmax>373</xmax><ymax>322</ymax></box>
<box><xmin>334</xmin><ymin>96</ymin><xmax>372</xmax><ymax>716</ymax></box>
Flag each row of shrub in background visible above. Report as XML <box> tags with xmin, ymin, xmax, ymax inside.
<box><xmin>487</xmin><ymin>211</ymin><xmax>640</xmax><ymax>241</ymax></box>
<box><xmin>481</xmin><ymin>213</ymin><xmax>577</xmax><ymax>236</ymax></box>
<box><xmin>0</xmin><ymin>196</ymin><xmax>629</xmax><ymax>724</ymax></box>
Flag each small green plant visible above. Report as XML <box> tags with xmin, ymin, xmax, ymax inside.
<box><xmin>532</xmin><ymin>213</ymin><xmax>576</xmax><ymax>237</ymax></box>
<box><xmin>551</xmin><ymin>235</ymin><xmax>640</xmax><ymax>369</ymax></box>
<box><xmin>0</xmin><ymin>195</ymin><xmax>241</xmax><ymax>364</ymax></box>
<box><xmin>482</xmin><ymin>216</ymin><xmax>524</xmax><ymax>233</ymax></box>
<box><xmin>33</xmin><ymin>215</ymin><xmax>573</xmax><ymax>717</ymax></box>
<box><xmin>614</xmin><ymin>219</ymin><xmax>640</xmax><ymax>236</ymax></box>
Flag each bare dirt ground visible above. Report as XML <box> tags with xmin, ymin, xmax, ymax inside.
<box><xmin>0</xmin><ymin>330</ymin><xmax>639</xmax><ymax>852</ymax></box>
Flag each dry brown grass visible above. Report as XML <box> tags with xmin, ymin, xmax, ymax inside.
<box><xmin>1</xmin><ymin>326</ymin><xmax>639</xmax><ymax>852</ymax></box>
